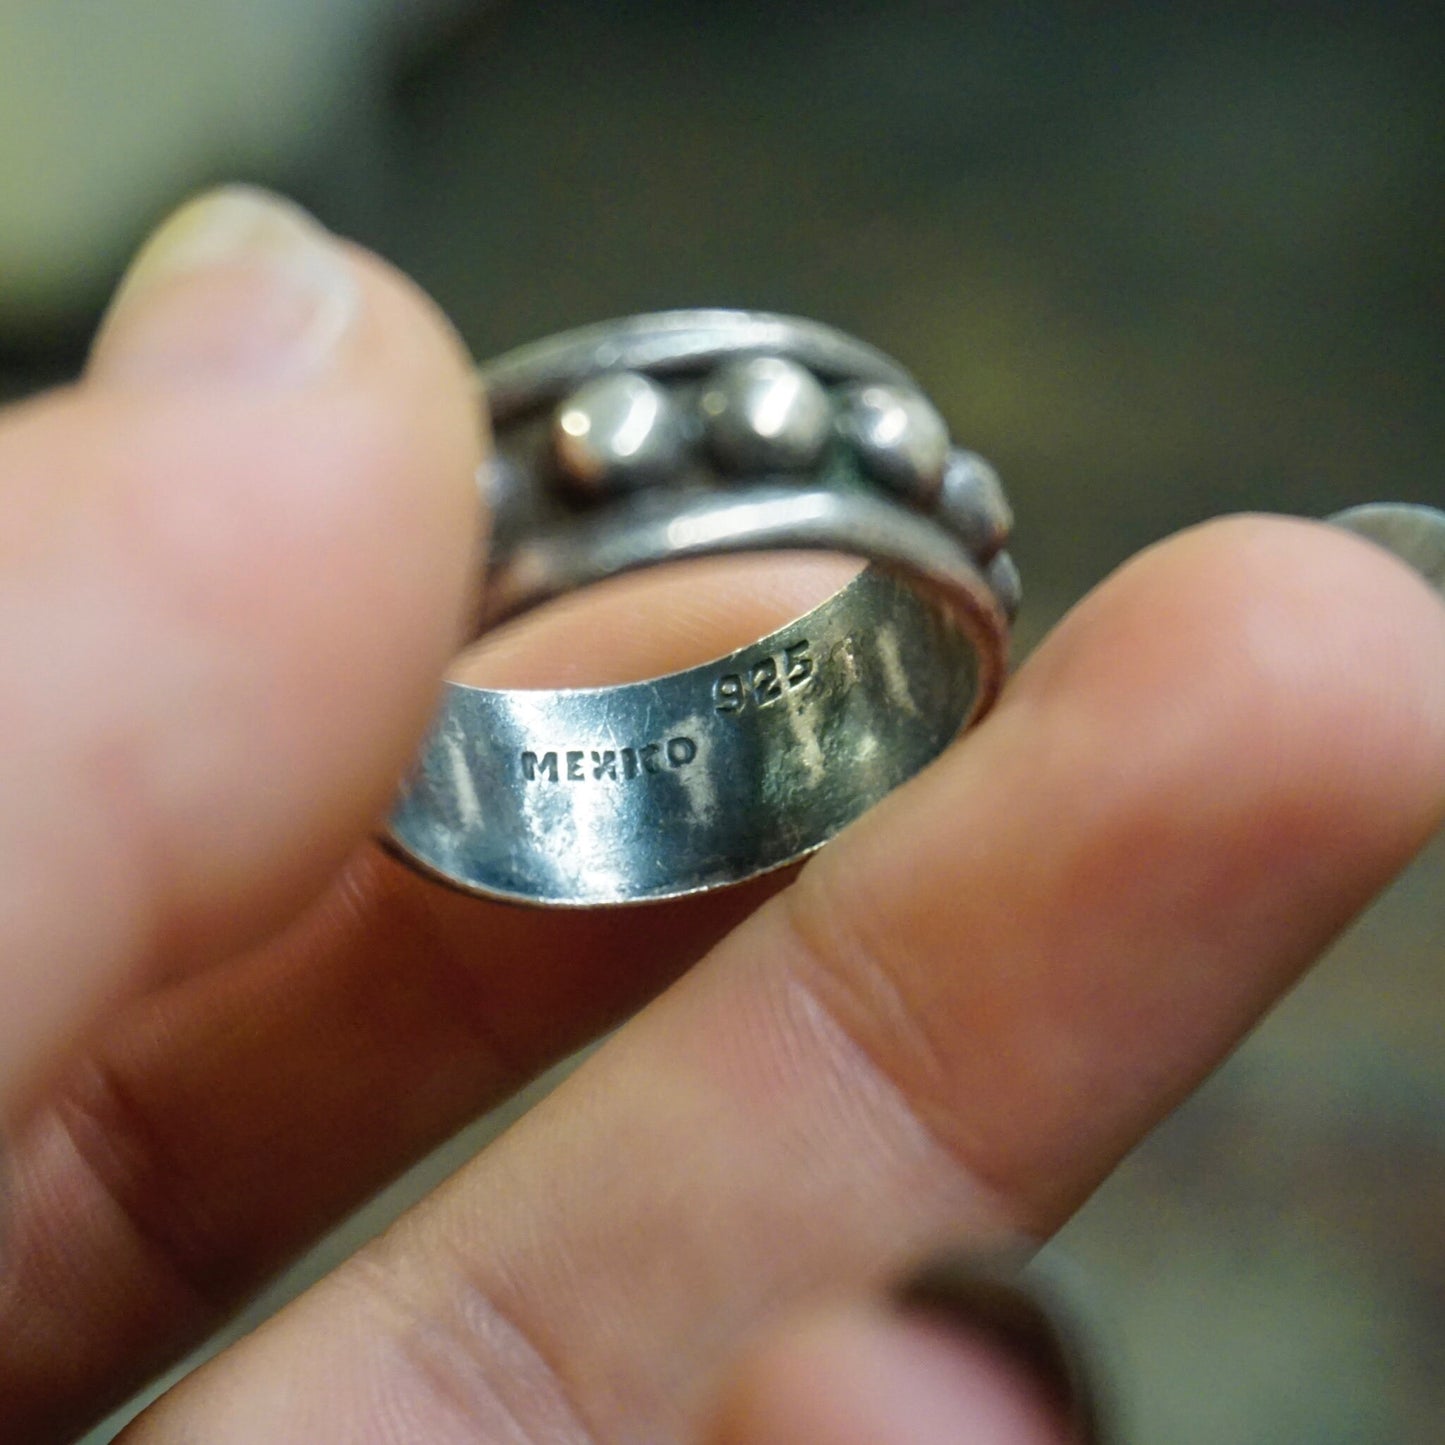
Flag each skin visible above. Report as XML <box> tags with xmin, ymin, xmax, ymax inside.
<box><xmin>2</xmin><ymin>190</ymin><xmax>1443</xmax><ymax>1445</ymax></box>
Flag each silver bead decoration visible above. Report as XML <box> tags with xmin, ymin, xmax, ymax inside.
<box><xmin>553</xmin><ymin>371</ymin><xmax>688</xmax><ymax>495</ymax></box>
<box><xmin>700</xmin><ymin>356</ymin><xmax>833</xmax><ymax>473</ymax></box>
<box><xmin>937</xmin><ymin>450</ymin><xmax>1013</xmax><ymax>562</ymax></box>
<box><xmin>837</xmin><ymin>383</ymin><xmax>950</xmax><ymax>506</ymax></box>
<box><xmin>391</xmin><ymin>309</ymin><xmax>1020</xmax><ymax>909</ymax></box>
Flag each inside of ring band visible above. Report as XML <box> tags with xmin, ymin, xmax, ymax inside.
<box><xmin>449</xmin><ymin>549</ymin><xmax>867</xmax><ymax>693</ymax></box>
<box><xmin>389</xmin><ymin>565</ymin><xmax>993</xmax><ymax>907</ymax></box>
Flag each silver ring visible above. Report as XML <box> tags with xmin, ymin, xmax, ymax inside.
<box><xmin>385</xmin><ymin>310</ymin><xmax>1018</xmax><ymax>907</ymax></box>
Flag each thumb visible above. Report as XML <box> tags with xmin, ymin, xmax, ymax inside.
<box><xmin>0</xmin><ymin>187</ymin><xmax>482</xmax><ymax>1112</ymax></box>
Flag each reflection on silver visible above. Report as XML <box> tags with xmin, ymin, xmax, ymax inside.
<box><xmin>836</xmin><ymin>382</ymin><xmax>951</xmax><ymax>506</ymax></box>
<box><xmin>701</xmin><ymin>356</ymin><xmax>833</xmax><ymax>473</ymax></box>
<box><xmin>390</xmin><ymin>569</ymin><xmax>985</xmax><ymax>906</ymax></box>
<box><xmin>552</xmin><ymin>371</ymin><xmax>687</xmax><ymax>496</ymax></box>
<box><xmin>386</xmin><ymin>310</ymin><xmax>1019</xmax><ymax>907</ymax></box>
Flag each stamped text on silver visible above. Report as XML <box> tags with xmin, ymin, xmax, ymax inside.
<box><xmin>522</xmin><ymin>736</ymin><xmax>699</xmax><ymax>784</ymax></box>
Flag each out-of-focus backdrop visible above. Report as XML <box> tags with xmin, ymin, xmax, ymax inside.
<box><xmin>3</xmin><ymin>3</ymin><xmax>1441</xmax><ymax>1440</ymax></box>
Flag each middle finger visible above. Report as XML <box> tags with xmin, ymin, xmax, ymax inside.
<box><xmin>121</xmin><ymin>518</ymin><xmax>1445</xmax><ymax>1442</ymax></box>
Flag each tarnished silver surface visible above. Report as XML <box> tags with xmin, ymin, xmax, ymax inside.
<box><xmin>389</xmin><ymin>567</ymin><xmax>984</xmax><ymax>906</ymax></box>
<box><xmin>939</xmin><ymin>451</ymin><xmax>1013</xmax><ymax>563</ymax></box>
<box><xmin>1329</xmin><ymin>503</ymin><xmax>1445</xmax><ymax>597</ymax></box>
<box><xmin>387</xmin><ymin>310</ymin><xmax>1017</xmax><ymax>906</ymax></box>
<box><xmin>485</xmin><ymin>483</ymin><xmax>1011</xmax><ymax>634</ymax></box>
<box><xmin>481</xmin><ymin>310</ymin><xmax>913</xmax><ymax>426</ymax></box>
<box><xmin>836</xmin><ymin>382</ymin><xmax>951</xmax><ymax>505</ymax></box>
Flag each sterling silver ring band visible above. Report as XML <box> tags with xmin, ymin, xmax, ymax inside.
<box><xmin>385</xmin><ymin>311</ymin><xmax>1018</xmax><ymax>907</ymax></box>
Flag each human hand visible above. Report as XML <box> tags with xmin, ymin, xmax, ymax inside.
<box><xmin>3</xmin><ymin>189</ymin><xmax>1443</xmax><ymax>1445</ymax></box>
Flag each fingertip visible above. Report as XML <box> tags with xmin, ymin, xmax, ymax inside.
<box><xmin>81</xmin><ymin>188</ymin><xmax>486</xmax><ymax>670</ymax></box>
<box><xmin>785</xmin><ymin>511</ymin><xmax>1445</xmax><ymax>1227</ymax></box>
<box><xmin>1010</xmin><ymin>513</ymin><xmax>1445</xmax><ymax>878</ymax></box>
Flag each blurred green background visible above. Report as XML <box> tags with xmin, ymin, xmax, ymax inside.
<box><xmin>2</xmin><ymin>3</ymin><xmax>1441</xmax><ymax>1440</ymax></box>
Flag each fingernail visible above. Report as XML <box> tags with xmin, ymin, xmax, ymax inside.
<box><xmin>1327</xmin><ymin>503</ymin><xmax>1445</xmax><ymax>601</ymax></box>
<box><xmin>89</xmin><ymin>185</ymin><xmax>360</xmax><ymax>385</ymax></box>
<box><xmin>893</xmin><ymin>1249</ymin><xmax>1106</xmax><ymax>1442</ymax></box>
